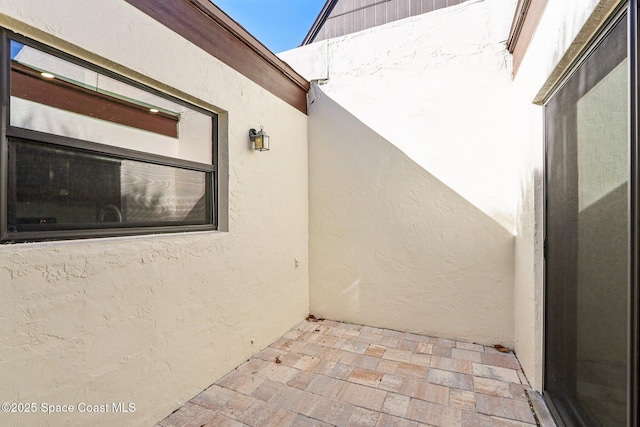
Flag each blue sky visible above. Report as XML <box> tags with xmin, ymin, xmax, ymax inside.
<box><xmin>212</xmin><ymin>0</ymin><xmax>326</xmax><ymax>53</ymax></box>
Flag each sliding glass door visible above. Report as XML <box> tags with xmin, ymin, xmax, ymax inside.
<box><xmin>544</xmin><ymin>11</ymin><xmax>630</xmax><ymax>426</ymax></box>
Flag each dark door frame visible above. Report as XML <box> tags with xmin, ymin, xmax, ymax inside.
<box><xmin>629</xmin><ymin>1</ymin><xmax>639</xmax><ymax>425</ymax></box>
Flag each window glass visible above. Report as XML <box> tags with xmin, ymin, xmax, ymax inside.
<box><xmin>7</xmin><ymin>140</ymin><xmax>209</xmax><ymax>232</ymax></box>
<box><xmin>9</xmin><ymin>40</ymin><xmax>212</xmax><ymax>163</ymax></box>
<box><xmin>2</xmin><ymin>34</ymin><xmax>216</xmax><ymax>242</ymax></box>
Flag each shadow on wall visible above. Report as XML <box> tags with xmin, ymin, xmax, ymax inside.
<box><xmin>308</xmin><ymin>84</ymin><xmax>515</xmax><ymax>346</ymax></box>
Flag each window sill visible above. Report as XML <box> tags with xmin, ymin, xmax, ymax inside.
<box><xmin>0</xmin><ymin>228</ymin><xmax>227</xmax><ymax>251</ymax></box>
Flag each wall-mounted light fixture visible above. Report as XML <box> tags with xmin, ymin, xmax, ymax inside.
<box><xmin>249</xmin><ymin>126</ymin><xmax>270</xmax><ymax>151</ymax></box>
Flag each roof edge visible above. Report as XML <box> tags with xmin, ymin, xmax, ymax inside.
<box><xmin>301</xmin><ymin>0</ymin><xmax>339</xmax><ymax>46</ymax></box>
<box><xmin>506</xmin><ymin>0</ymin><xmax>549</xmax><ymax>76</ymax></box>
<box><xmin>124</xmin><ymin>0</ymin><xmax>309</xmax><ymax>114</ymax></box>
<box><xmin>506</xmin><ymin>0</ymin><xmax>531</xmax><ymax>53</ymax></box>
<box><xmin>187</xmin><ymin>0</ymin><xmax>309</xmax><ymax>90</ymax></box>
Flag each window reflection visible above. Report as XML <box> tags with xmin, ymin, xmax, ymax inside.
<box><xmin>9</xmin><ymin>40</ymin><xmax>213</xmax><ymax>163</ymax></box>
<box><xmin>8</xmin><ymin>140</ymin><xmax>208</xmax><ymax>231</ymax></box>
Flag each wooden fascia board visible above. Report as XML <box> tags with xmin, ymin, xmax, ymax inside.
<box><xmin>507</xmin><ymin>0</ymin><xmax>530</xmax><ymax>53</ymax></box>
<box><xmin>124</xmin><ymin>0</ymin><xmax>310</xmax><ymax>114</ymax></box>
<box><xmin>301</xmin><ymin>0</ymin><xmax>339</xmax><ymax>45</ymax></box>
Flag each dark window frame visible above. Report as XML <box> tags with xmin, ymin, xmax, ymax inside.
<box><xmin>0</xmin><ymin>29</ymin><xmax>218</xmax><ymax>243</ymax></box>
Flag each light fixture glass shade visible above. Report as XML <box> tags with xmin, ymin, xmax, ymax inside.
<box><xmin>250</xmin><ymin>127</ymin><xmax>270</xmax><ymax>151</ymax></box>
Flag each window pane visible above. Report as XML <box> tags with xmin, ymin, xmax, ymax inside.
<box><xmin>9</xmin><ymin>40</ymin><xmax>212</xmax><ymax>163</ymax></box>
<box><xmin>7</xmin><ymin>140</ymin><xmax>209</xmax><ymax>232</ymax></box>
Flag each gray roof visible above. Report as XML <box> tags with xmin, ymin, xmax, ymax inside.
<box><xmin>302</xmin><ymin>0</ymin><xmax>468</xmax><ymax>45</ymax></box>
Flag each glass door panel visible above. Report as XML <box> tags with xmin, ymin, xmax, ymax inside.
<box><xmin>545</xmin><ymin>15</ymin><xmax>629</xmax><ymax>426</ymax></box>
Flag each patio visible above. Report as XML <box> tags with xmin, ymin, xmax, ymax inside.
<box><xmin>156</xmin><ymin>319</ymin><xmax>555</xmax><ymax>427</ymax></box>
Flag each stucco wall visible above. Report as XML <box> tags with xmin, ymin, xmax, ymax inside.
<box><xmin>511</xmin><ymin>0</ymin><xmax>606</xmax><ymax>390</ymax></box>
<box><xmin>306</xmin><ymin>84</ymin><xmax>514</xmax><ymax>346</ymax></box>
<box><xmin>0</xmin><ymin>1</ymin><xmax>308</xmax><ymax>426</ymax></box>
<box><xmin>282</xmin><ymin>0</ymin><xmax>519</xmax><ymax>231</ymax></box>
<box><xmin>281</xmin><ymin>0</ymin><xmax>619</xmax><ymax>392</ymax></box>
<box><xmin>282</xmin><ymin>0</ymin><xmax>517</xmax><ymax>346</ymax></box>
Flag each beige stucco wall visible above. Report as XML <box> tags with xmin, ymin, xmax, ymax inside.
<box><xmin>281</xmin><ymin>0</ymin><xmax>621</xmax><ymax>393</ymax></box>
<box><xmin>0</xmin><ymin>1</ymin><xmax>309</xmax><ymax>426</ymax></box>
<box><xmin>282</xmin><ymin>0</ymin><xmax>517</xmax><ymax>347</ymax></box>
<box><xmin>282</xmin><ymin>0</ymin><xmax>519</xmax><ymax>231</ymax></box>
<box><xmin>511</xmin><ymin>0</ymin><xmax>612</xmax><ymax>390</ymax></box>
<box><xmin>305</xmin><ymin>84</ymin><xmax>514</xmax><ymax>346</ymax></box>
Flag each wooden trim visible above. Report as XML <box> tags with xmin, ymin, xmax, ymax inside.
<box><xmin>11</xmin><ymin>62</ymin><xmax>179</xmax><ymax>138</ymax></box>
<box><xmin>506</xmin><ymin>0</ymin><xmax>531</xmax><ymax>52</ymax></box>
<box><xmin>124</xmin><ymin>0</ymin><xmax>309</xmax><ymax>114</ymax></box>
<box><xmin>507</xmin><ymin>0</ymin><xmax>548</xmax><ymax>76</ymax></box>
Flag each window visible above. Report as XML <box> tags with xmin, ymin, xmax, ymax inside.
<box><xmin>1</xmin><ymin>30</ymin><xmax>217</xmax><ymax>242</ymax></box>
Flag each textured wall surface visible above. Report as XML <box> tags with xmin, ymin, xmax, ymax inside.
<box><xmin>0</xmin><ymin>1</ymin><xmax>309</xmax><ymax>426</ymax></box>
<box><xmin>283</xmin><ymin>0</ymin><xmax>518</xmax><ymax>347</ymax></box>
<box><xmin>511</xmin><ymin>0</ymin><xmax>603</xmax><ymax>390</ymax></box>
<box><xmin>306</xmin><ymin>84</ymin><xmax>515</xmax><ymax>346</ymax></box>
<box><xmin>283</xmin><ymin>0</ymin><xmax>519</xmax><ymax>231</ymax></box>
<box><xmin>283</xmin><ymin>0</ymin><xmax>618</xmax><ymax>392</ymax></box>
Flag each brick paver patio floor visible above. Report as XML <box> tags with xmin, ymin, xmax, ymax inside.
<box><xmin>157</xmin><ymin>319</ymin><xmax>553</xmax><ymax>426</ymax></box>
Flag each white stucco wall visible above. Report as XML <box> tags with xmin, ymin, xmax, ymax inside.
<box><xmin>511</xmin><ymin>0</ymin><xmax>606</xmax><ymax>390</ymax></box>
<box><xmin>281</xmin><ymin>0</ymin><xmax>620</xmax><ymax>393</ymax></box>
<box><xmin>282</xmin><ymin>0</ymin><xmax>517</xmax><ymax>346</ymax></box>
<box><xmin>0</xmin><ymin>1</ymin><xmax>308</xmax><ymax>426</ymax></box>
<box><xmin>306</xmin><ymin>84</ymin><xmax>515</xmax><ymax>346</ymax></box>
<box><xmin>282</xmin><ymin>0</ymin><xmax>519</xmax><ymax>231</ymax></box>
